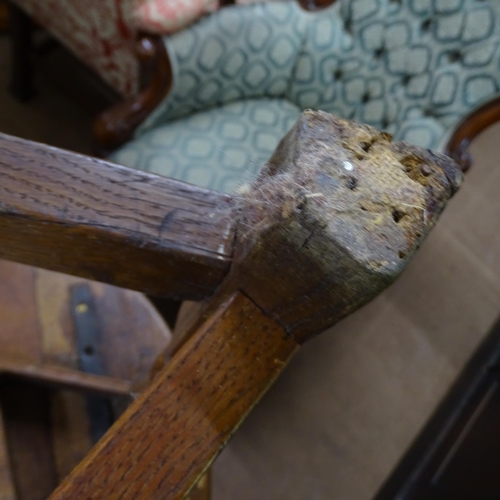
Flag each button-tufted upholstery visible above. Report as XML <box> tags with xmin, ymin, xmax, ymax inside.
<box><xmin>111</xmin><ymin>0</ymin><xmax>500</xmax><ymax>192</ymax></box>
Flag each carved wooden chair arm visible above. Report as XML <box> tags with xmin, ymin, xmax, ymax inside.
<box><xmin>445</xmin><ymin>96</ymin><xmax>500</xmax><ymax>173</ymax></box>
<box><xmin>92</xmin><ymin>36</ymin><xmax>172</xmax><ymax>149</ymax></box>
<box><xmin>0</xmin><ymin>111</ymin><xmax>461</xmax><ymax>499</ymax></box>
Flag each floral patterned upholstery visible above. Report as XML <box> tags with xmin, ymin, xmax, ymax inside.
<box><xmin>13</xmin><ymin>0</ymin><xmax>139</xmax><ymax>96</ymax></box>
<box><xmin>111</xmin><ymin>0</ymin><xmax>500</xmax><ymax>192</ymax></box>
<box><xmin>13</xmin><ymin>0</ymin><xmax>236</xmax><ymax>96</ymax></box>
<box><xmin>131</xmin><ymin>0</ymin><xmax>219</xmax><ymax>35</ymax></box>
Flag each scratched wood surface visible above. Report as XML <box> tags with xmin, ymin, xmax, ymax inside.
<box><xmin>0</xmin><ymin>133</ymin><xmax>234</xmax><ymax>299</ymax></box>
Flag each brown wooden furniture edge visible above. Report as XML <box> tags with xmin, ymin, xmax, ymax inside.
<box><xmin>93</xmin><ymin>35</ymin><xmax>172</xmax><ymax>149</ymax></box>
<box><xmin>374</xmin><ymin>315</ymin><xmax>500</xmax><ymax>499</ymax></box>
<box><xmin>445</xmin><ymin>96</ymin><xmax>500</xmax><ymax>172</ymax></box>
<box><xmin>0</xmin><ymin>132</ymin><xmax>235</xmax><ymax>299</ymax></box>
<box><xmin>0</xmin><ymin>357</ymin><xmax>132</xmax><ymax>396</ymax></box>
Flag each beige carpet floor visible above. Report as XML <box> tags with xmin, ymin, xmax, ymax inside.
<box><xmin>0</xmin><ymin>33</ymin><xmax>499</xmax><ymax>500</ymax></box>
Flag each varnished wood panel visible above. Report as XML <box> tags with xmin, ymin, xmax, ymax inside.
<box><xmin>375</xmin><ymin>315</ymin><xmax>500</xmax><ymax>500</ymax></box>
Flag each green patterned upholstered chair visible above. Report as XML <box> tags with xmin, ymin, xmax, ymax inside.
<box><xmin>111</xmin><ymin>0</ymin><xmax>500</xmax><ymax>193</ymax></box>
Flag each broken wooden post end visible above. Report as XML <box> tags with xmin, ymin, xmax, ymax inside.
<box><xmin>232</xmin><ymin>110</ymin><xmax>463</xmax><ymax>342</ymax></box>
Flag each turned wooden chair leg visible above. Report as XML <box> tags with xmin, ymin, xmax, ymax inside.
<box><xmin>8</xmin><ymin>2</ymin><xmax>35</xmax><ymax>102</ymax></box>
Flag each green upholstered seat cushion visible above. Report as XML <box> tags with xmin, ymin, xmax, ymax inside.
<box><xmin>287</xmin><ymin>0</ymin><xmax>500</xmax><ymax>151</ymax></box>
<box><xmin>110</xmin><ymin>98</ymin><xmax>301</xmax><ymax>193</ymax></box>
<box><xmin>139</xmin><ymin>0</ymin><xmax>500</xmax><ymax>145</ymax></box>
<box><xmin>138</xmin><ymin>2</ymin><xmax>306</xmax><ymax>134</ymax></box>
<box><xmin>112</xmin><ymin>0</ymin><xmax>500</xmax><ymax>193</ymax></box>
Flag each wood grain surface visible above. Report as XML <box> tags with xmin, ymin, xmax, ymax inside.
<box><xmin>0</xmin><ymin>133</ymin><xmax>234</xmax><ymax>299</ymax></box>
<box><xmin>49</xmin><ymin>293</ymin><xmax>298</xmax><ymax>500</ymax></box>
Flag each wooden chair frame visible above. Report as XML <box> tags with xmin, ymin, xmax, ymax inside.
<box><xmin>0</xmin><ymin>109</ymin><xmax>462</xmax><ymax>499</ymax></box>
